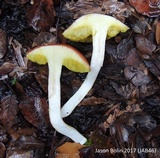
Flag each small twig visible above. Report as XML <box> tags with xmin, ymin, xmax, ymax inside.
<box><xmin>48</xmin><ymin>136</ymin><xmax>68</xmax><ymax>158</ymax></box>
<box><xmin>11</xmin><ymin>39</ymin><xmax>26</xmax><ymax>68</ymax></box>
<box><xmin>55</xmin><ymin>0</ymin><xmax>64</xmax><ymax>43</ymax></box>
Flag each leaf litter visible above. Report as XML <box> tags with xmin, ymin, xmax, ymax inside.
<box><xmin>0</xmin><ymin>0</ymin><xmax>160</xmax><ymax>158</ymax></box>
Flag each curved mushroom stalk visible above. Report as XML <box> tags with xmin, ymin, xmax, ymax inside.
<box><xmin>61</xmin><ymin>14</ymin><xmax>129</xmax><ymax>118</ymax></box>
<box><xmin>27</xmin><ymin>45</ymin><xmax>90</xmax><ymax>144</ymax></box>
<box><xmin>61</xmin><ymin>28</ymin><xmax>107</xmax><ymax>117</ymax></box>
<box><xmin>48</xmin><ymin>58</ymin><xmax>86</xmax><ymax>144</ymax></box>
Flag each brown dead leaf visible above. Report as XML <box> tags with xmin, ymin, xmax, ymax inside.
<box><xmin>89</xmin><ymin>130</ymin><xmax>116</xmax><ymax>151</ymax></box>
<box><xmin>27</xmin><ymin>0</ymin><xmax>56</xmax><ymax>31</ymax></box>
<box><xmin>11</xmin><ymin>39</ymin><xmax>26</xmax><ymax>68</ymax></box>
<box><xmin>34</xmin><ymin>65</ymin><xmax>48</xmax><ymax>94</ymax></box>
<box><xmin>109</xmin><ymin>112</ymin><xmax>157</xmax><ymax>158</ymax></box>
<box><xmin>0</xmin><ymin>142</ymin><xmax>5</xmax><ymax>158</ymax></box>
<box><xmin>102</xmin><ymin>102</ymin><xmax>141</xmax><ymax>130</ymax></box>
<box><xmin>0</xmin><ymin>62</ymin><xmax>17</xmax><ymax>75</ymax></box>
<box><xmin>116</xmin><ymin>38</ymin><xmax>134</xmax><ymax>61</ymax></box>
<box><xmin>5</xmin><ymin>0</ymin><xmax>29</xmax><ymax>5</ymax></box>
<box><xmin>0</xmin><ymin>125</ymin><xmax>8</xmax><ymax>143</ymax></box>
<box><xmin>55</xmin><ymin>142</ymin><xmax>85</xmax><ymax>158</ymax></box>
<box><xmin>6</xmin><ymin>150</ymin><xmax>33</xmax><ymax>158</ymax></box>
<box><xmin>6</xmin><ymin>135</ymin><xmax>45</xmax><ymax>157</ymax></box>
<box><xmin>16</xmin><ymin>127</ymin><xmax>36</xmax><ymax>136</ymax></box>
<box><xmin>32</xmin><ymin>32</ymin><xmax>56</xmax><ymax>47</ymax></box>
<box><xmin>143</xmin><ymin>55</ymin><xmax>160</xmax><ymax>80</ymax></box>
<box><xmin>101</xmin><ymin>104</ymin><xmax>121</xmax><ymax>130</ymax></box>
<box><xmin>124</xmin><ymin>65</ymin><xmax>151</xmax><ymax>87</ymax></box>
<box><xmin>129</xmin><ymin>0</ymin><xmax>160</xmax><ymax>17</ymax></box>
<box><xmin>19</xmin><ymin>97</ymin><xmax>50</xmax><ymax>132</ymax></box>
<box><xmin>135</xmin><ymin>34</ymin><xmax>156</xmax><ymax>55</ymax></box>
<box><xmin>110</xmin><ymin>81</ymin><xmax>139</xmax><ymax>99</ymax></box>
<box><xmin>125</xmin><ymin>48</ymin><xmax>141</xmax><ymax>67</ymax></box>
<box><xmin>0</xmin><ymin>142</ymin><xmax>6</xmax><ymax>158</ymax></box>
<box><xmin>126</xmin><ymin>113</ymin><xmax>157</xmax><ymax>131</ymax></box>
<box><xmin>80</xmin><ymin>96</ymin><xmax>107</xmax><ymax>106</ymax></box>
<box><xmin>18</xmin><ymin>73</ymin><xmax>44</xmax><ymax>96</ymax></box>
<box><xmin>156</xmin><ymin>20</ymin><xmax>160</xmax><ymax>45</ymax></box>
<box><xmin>125</xmin><ymin>103</ymin><xmax>142</xmax><ymax>113</ymax></box>
<box><xmin>10</xmin><ymin>127</ymin><xmax>37</xmax><ymax>141</ymax></box>
<box><xmin>0</xmin><ymin>95</ymin><xmax>19</xmax><ymax>133</ymax></box>
<box><xmin>0</xmin><ymin>29</ymin><xmax>7</xmax><ymax>59</ymax></box>
<box><xmin>66</xmin><ymin>0</ymin><xmax>101</xmax><ymax>19</ymax></box>
<box><xmin>66</xmin><ymin>0</ymin><xmax>128</xmax><ymax>21</ymax></box>
<box><xmin>101</xmin><ymin>0</ymin><xmax>128</xmax><ymax>22</ymax></box>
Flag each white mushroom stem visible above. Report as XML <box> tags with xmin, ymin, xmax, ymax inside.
<box><xmin>61</xmin><ymin>27</ymin><xmax>108</xmax><ymax>118</ymax></box>
<box><xmin>47</xmin><ymin>57</ymin><xmax>87</xmax><ymax>144</ymax></box>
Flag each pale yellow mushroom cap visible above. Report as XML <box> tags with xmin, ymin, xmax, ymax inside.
<box><xmin>63</xmin><ymin>13</ymin><xmax>129</xmax><ymax>42</ymax></box>
<box><xmin>27</xmin><ymin>44</ymin><xmax>90</xmax><ymax>73</ymax></box>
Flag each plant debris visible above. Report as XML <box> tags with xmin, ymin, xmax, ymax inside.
<box><xmin>129</xmin><ymin>0</ymin><xmax>160</xmax><ymax>17</ymax></box>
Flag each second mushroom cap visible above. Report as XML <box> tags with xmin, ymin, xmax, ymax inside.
<box><xmin>63</xmin><ymin>13</ymin><xmax>129</xmax><ymax>42</ymax></box>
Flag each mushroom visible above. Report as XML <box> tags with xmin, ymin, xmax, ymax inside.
<box><xmin>27</xmin><ymin>44</ymin><xmax>90</xmax><ymax>144</ymax></box>
<box><xmin>62</xmin><ymin>13</ymin><xmax>129</xmax><ymax>117</ymax></box>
